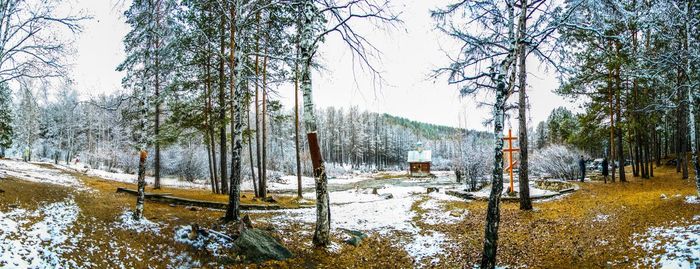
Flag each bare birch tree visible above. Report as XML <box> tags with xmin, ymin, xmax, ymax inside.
<box><xmin>297</xmin><ymin>0</ymin><xmax>399</xmax><ymax>247</ymax></box>
<box><xmin>0</xmin><ymin>0</ymin><xmax>88</xmax><ymax>83</ymax></box>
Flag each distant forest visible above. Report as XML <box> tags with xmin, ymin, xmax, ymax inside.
<box><xmin>5</xmin><ymin>86</ymin><xmax>490</xmax><ymax>180</ymax></box>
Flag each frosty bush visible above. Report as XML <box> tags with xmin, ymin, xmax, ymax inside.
<box><xmin>453</xmin><ymin>133</ymin><xmax>493</xmax><ymax>191</ymax></box>
<box><xmin>167</xmin><ymin>143</ymin><xmax>206</xmax><ymax>182</ymax></box>
<box><xmin>531</xmin><ymin>144</ymin><xmax>587</xmax><ymax>181</ymax></box>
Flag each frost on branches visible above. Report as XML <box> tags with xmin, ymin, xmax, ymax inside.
<box><xmin>531</xmin><ymin>144</ymin><xmax>587</xmax><ymax>181</ymax></box>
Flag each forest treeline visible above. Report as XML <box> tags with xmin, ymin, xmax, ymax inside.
<box><xmin>1</xmin><ymin>84</ymin><xmax>486</xmax><ymax>181</ymax></box>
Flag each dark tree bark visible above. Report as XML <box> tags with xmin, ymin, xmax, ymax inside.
<box><xmin>516</xmin><ymin>0</ymin><xmax>532</xmax><ymax>211</ymax></box>
<box><xmin>218</xmin><ymin>15</ymin><xmax>229</xmax><ymax>195</ymax></box>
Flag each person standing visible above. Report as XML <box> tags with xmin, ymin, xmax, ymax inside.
<box><xmin>602</xmin><ymin>157</ymin><xmax>609</xmax><ymax>182</ymax></box>
<box><xmin>579</xmin><ymin>156</ymin><xmax>586</xmax><ymax>182</ymax></box>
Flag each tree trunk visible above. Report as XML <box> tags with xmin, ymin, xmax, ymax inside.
<box><xmin>300</xmin><ymin>0</ymin><xmax>330</xmax><ymax>247</ymax></box>
<box><xmin>516</xmin><ymin>0</ymin><xmax>531</xmax><ymax>211</ymax></box>
<box><xmin>682</xmin><ymin>1</ymin><xmax>700</xmax><ymax>195</ymax></box>
<box><xmin>224</xmin><ymin>1</ymin><xmax>243</xmax><ymax>222</ymax></box>
<box><xmin>260</xmin><ymin>48</ymin><xmax>269</xmax><ymax>198</ymax></box>
<box><xmin>153</xmin><ymin>1</ymin><xmax>162</xmax><ymax>190</ymax></box>
<box><xmin>247</xmin><ymin>89</ymin><xmax>258</xmax><ymax>195</ymax></box>
<box><xmin>206</xmin><ymin>51</ymin><xmax>220</xmax><ymax>194</ymax></box>
<box><xmin>219</xmin><ymin>15</ymin><xmax>229</xmax><ymax>195</ymax></box>
<box><xmin>614</xmin><ymin>44</ymin><xmax>626</xmax><ymax>182</ymax></box>
<box><xmin>254</xmin><ymin>12</ymin><xmax>263</xmax><ymax>197</ymax></box>
<box><xmin>294</xmin><ymin>26</ymin><xmax>303</xmax><ymax>199</ymax></box>
<box><xmin>608</xmin><ymin>52</ymin><xmax>615</xmax><ymax>183</ymax></box>
<box><xmin>480</xmin><ymin>72</ymin><xmax>508</xmax><ymax>269</ymax></box>
<box><xmin>134</xmin><ymin>150</ymin><xmax>148</xmax><ymax>220</ymax></box>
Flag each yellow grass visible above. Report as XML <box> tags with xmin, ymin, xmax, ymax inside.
<box><xmin>1</xmin><ymin>162</ymin><xmax>698</xmax><ymax>268</ymax></box>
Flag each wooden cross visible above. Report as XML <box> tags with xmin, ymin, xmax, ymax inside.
<box><xmin>502</xmin><ymin>128</ymin><xmax>519</xmax><ymax>193</ymax></box>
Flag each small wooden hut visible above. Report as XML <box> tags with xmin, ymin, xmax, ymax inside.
<box><xmin>408</xmin><ymin>143</ymin><xmax>432</xmax><ymax>177</ymax></box>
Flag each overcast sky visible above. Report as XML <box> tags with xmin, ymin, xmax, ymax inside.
<box><xmin>69</xmin><ymin>0</ymin><xmax>578</xmax><ymax>132</ymax></box>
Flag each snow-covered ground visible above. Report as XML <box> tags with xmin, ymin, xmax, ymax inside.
<box><xmin>114</xmin><ymin>209</ymin><xmax>161</xmax><ymax>234</ymax></box>
<box><xmin>240</xmin><ymin>174</ymin><xmax>369</xmax><ymax>192</ymax></box>
<box><xmin>633</xmin><ymin>219</ymin><xmax>700</xmax><ymax>268</ymax></box>
<box><xmin>261</xmin><ymin>184</ymin><xmax>467</xmax><ymax>266</ymax></box>
<box><xmin>468</xmin><ymin>181</ymin><xmax>559</xmax><ymax>199</ymax></box>
<box><xmin>0</xmin><ymin>159</ymin><xmax>87</xmax><ymax>190</ymax></box>
<box><xmin>174</xmin><ymin>225</ymin><xmax>234</xmax><ymax>257</ymax></box>
<box><xmin>0</xmin><ymin>197</ymin><xmax>81</xmax><ymax>268</ymax></box>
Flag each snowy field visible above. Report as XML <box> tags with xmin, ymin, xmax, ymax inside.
<box><xmin>258</xmin><ymin>182</ymin><xmax>467</xmax><ymax>266</ymax></box>
<box><xmin>0</xmin><ymin>159</ymin><xmax>87</xmax><ymax>191</ymax></box>
<box><xmin>0</xmin><ymin>197</ymin><xmax>81</xmax><ymax>268</ymax></box>
<box><xmin>633</xmin><ymin>217</ymin><xmax>700</xmax><ymax>268</ymax></box>
<box><xmin>2</xmin><ymin>158</ymin><xmax>698</xmax><ymax>268</ymax></box>
<box><xmin>468</xmin><ymin>181</ymin><xmax>560</xmax><ymax>199</ymax></box>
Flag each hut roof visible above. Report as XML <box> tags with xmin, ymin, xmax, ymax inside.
<box><xmin>407</xmin><ymin>150</ymin><xmax>431</xmax><ymax>163</ymax></box>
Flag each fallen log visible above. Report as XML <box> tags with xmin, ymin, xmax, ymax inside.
<box><xmin>116</xmin><ymin>187</ymin><xmax>282</xmax><ymax>210</ymax></box>
<box><xmin>190</xmin><ymin>223</ymin><xmax>235</xmax><ymax>242</ymax></box>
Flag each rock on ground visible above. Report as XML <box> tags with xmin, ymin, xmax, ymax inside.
<box><xmin>234</xmin><ymin>228</ymin><xmax>292</xmax><ymax>263</ymax></box>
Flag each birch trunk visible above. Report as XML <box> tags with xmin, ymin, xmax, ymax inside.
<box><xmin>224</xmin><ymin>1</ymin><xmax>243</xmax><ymax>222</ymax></box>
<box><xmin>300</xmin><ymin>0</ymin><xmax>330</xmax><ymax>247</ymax></box>
<box><xmin>134</xmin><ymin>149</ymin><xmax>148</xmax><ymax>220</ymax></box>
<box><xmin>480</xmin><ymin>71</ymin><xmax>508</xmax><ymax>269</ymax></box>
<box><xmin>683</xmin><ymin>1</ymin><xmax>700</xmax><ymax>196</ymax></box>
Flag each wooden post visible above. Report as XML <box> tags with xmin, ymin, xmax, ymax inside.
<box><xmin>502</xmin><ymin>129</ymin><xmax>519</xmax><ymax>193</ymax></box>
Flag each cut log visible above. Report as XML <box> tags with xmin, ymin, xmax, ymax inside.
<box><xmin>116</xmin><ymin>187</ymin><xmax>281</xmax><ymax>210</ymax></box>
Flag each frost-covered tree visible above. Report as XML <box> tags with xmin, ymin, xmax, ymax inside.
<box><xmin>118</xmin><ymin>0</ymin><xmax>178</xmax><ymax>190</ymax></box>
<box><xmin>432</xmin><ymin>0</ymin><xmax>581</xmax><ymax>266</ymax></box>
<box><xmin>0</xmin><ymin>82</ymin><xmax>12</xmax><ymax>157</ymax></box>
<box><xmin>531</xmin><ymin>144</ymin><xmax>587</xmax><ymax>181</ymax></box>
<box><xmin>14</xmin><ymin>85</ymin><xmax>40</xmax><ymax>161</ymax></box>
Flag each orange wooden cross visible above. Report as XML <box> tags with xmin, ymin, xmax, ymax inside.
<box><xmin>502</xmin><ymin>128</ymin><xmax>519</xmax><ymax>193</ymax></box>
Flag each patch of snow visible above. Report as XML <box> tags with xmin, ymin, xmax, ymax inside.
<box><xmin>633</xmin><ymin>223</ymin><xmax>700</xmax><ymax>268</ymax></box>
<box><xmin>427</xmin><ymin>190</ymin><xmax>463</xmax><ymax>202</ymax></box>
<box><xmin>0</xmin><ymin>198</ymin><xmax>81</xmax><ymax>268</ymax></box>
<box><xmin>404</xmin><ymin>231</ymin><xmax>448</xmax><ymax>266</ymax></box>
<box><xmin>686</xmin><ymin>196</ymin><xmax>700</xmax><ymax>204</ymax></box>
<box><xmin>272</xmin><ymin>186</ymin><xmax>431</xmax><ymax>233</ymax></box>
<box><xmin>0</xmin><ymin>159</ymin><xmax>86</xmax><ymax>190</ymax></box>
<box><xmin>593</xmin><ymin>214</ymin><xmax>610</xmax><ymax>222</ymax></box>
<box><xmin>469</xmin><ymin>182</ymin><xmax>558</xmax><ymax>199</ymax></box>
<box><xmin>86</xmin><ymin>168</ymin><xmax>211</xmax><ymax>190</ymax></box>
<box><xmin>420</xmin><ymin>199</ymin><xmax>465</xmax><ymax>225</ymax></box>
<box><xmin>174</xmin><ymin>225</ymin><xmax>234</xmax><ymax>257</ymax></box>
<box><xmin>273</xmin><ymin>195</ymin><xmax>419</xmax><ymax>234</ymax></box>
<box><xmin>114</xmin><ymin>209</ymin><xmax>161</xmax><ymax>233</ymax></box>
<box><xmin>241</xmin><ymin>174</ymin><xmax>369</xmax><ymax>192</ymax></box>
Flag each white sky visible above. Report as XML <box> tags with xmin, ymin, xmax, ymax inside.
<box><xmin>69</xmin><ymin>0</ymin><xmax>578</xmax><ymax>132</ymax></box>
